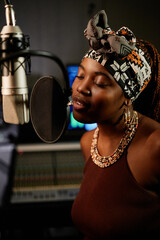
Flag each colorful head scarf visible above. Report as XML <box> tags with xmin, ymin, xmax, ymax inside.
<box><xmin>83</xmin><ymin>10</ymin><xmax>152</xmax><ymax>102</ymax></box>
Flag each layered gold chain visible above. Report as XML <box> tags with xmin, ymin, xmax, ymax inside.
<box><xmin>91</xmin><ymin>111</ymin><xmax>138</xmax><ymax>168</ymax></box>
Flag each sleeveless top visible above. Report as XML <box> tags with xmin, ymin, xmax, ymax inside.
<box><xmin>71</xmin><ymin>151</ymin><xmax>160</xmax><ymax>239</ymax></box>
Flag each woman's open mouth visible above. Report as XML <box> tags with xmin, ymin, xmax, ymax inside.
<box><xmin>72</xmin><ymin>96</ymin><xmax>90</xmax><ymax>111</ymax></box>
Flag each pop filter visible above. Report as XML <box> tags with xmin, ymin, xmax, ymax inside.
<box><xmin>30</xmin><ymin>76</ymin><xmax>69</xmax><ymax>143</ymax></box>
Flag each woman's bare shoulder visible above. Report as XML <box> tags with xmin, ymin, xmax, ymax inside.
<box><xmin>146</xmin><ymin>128</ymin><xmax>160</xmax><ymax>158</ymax></box>
<box><xmin>142</xmin><ymin>117</ymin><xmax>160</xmax><ymax>173</ymax></box>
<box><xmin>80</xmin><ymin>129</ymin><xmax>95</xmax><ymax>161</ymax></box>
<box><xmin>137</xmin><ymin>115</ymin><xmax>160</xmax><ymax>141</ymax></box>
<box><xmin>129</xmin><ymin>115</ymin><xmax>160</xmax><ymax>163</ymax></box>
<box><xmin>126</xmin><ymin>115</ymin><xmax>160</xmax><ymax>195</ymax></box>
<box><xmin>142</xmin><ymin>116</ymin><xmax>160</xmax><ymax>143</ymax></box>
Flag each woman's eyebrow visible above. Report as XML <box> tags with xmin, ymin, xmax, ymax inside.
<box><xmin>78</xmin><ymin>65</ymin><xmax>111</xmax><ymax>80</ymax></box>
<box><xmin>95</xmin><ymin>71</ymin><xmax>110</xmax><ymax>79</ymax></box>
<box><xmin>79</xmin><ymin>64</ymin><xmax>85</xmax><ymax>70</ymax></box>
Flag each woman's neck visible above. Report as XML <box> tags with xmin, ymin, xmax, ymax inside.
<box><xmin>98</xmin><ymin>121</ymin><xmax>126</xmax><ymax>141</ymax></box>
<box><xmin>96</xmin><ymin>110</ymin><xmax>140</xmax><ymax>156</ymax></box>
<box><xmin>96</xmin><ymin>117</ymin><xmax>127</xmax><ymax>156</ymax></box>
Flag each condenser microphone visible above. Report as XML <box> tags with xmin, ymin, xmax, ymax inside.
<box><xmin>0</xmin><ymin>3</ymin><xmax>30</xmax><ymax>124</ymax></box>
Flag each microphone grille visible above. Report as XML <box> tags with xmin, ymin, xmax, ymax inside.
<box><xmin>2</xmin><ymin>94</ymin><xmax>29</xmax><ymax>124</ymax></box>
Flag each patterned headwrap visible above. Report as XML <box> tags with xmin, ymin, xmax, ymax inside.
<box><xmin>83</xmin><ymin>10</ymin><xmax>152</xmax><ymax>102</ymax></box>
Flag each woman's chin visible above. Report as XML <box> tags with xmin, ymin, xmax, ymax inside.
<box><xmin>73</xmin><ymin>112</ymin><xmax>90</xmax><ymax>124</ymax></box>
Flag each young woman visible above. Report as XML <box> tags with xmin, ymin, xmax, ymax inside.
<box><xmin>71</xmin><ymin>10</ymin><xmax>160</xmax><ymax>239</ymax></box>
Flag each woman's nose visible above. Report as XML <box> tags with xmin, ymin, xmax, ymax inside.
<box><xmin>77</xmin><ymin>78</ymin><xmax>91</xmax><ymax>96</ymax></box>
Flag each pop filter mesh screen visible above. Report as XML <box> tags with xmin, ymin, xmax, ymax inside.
<box><xmin>30</xmin><ymin>76</ymin><xmax>67</xmax><ymax>143</ymax></box>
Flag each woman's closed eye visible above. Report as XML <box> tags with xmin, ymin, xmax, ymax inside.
<box><xmin>94</xmin><ymin>78</ymin><xmax>110</xmax><ymax>88</ymax></box>
<box><xmin>76</xmin><ymin>75</ymin><xmax>84</xmax><ymax>80</ymax></box>
<box><xmin>94</xmin><ymin>72</ymin><xmax>112</xmax><ymax>88</ymax></box>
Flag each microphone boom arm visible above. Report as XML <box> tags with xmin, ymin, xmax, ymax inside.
<box><xmin>0</xmin><ymin>49</ymin><xmax>70</xmax><ymax>97</ymax></box>
<box><xmin>0</xmin><ymin>49</ymin><xmax>70</xmax><ymax>86</ymax></box>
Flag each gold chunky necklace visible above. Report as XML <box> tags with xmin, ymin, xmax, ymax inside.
<box><xmin>91</xmin><ymin>111</ymin><xmax>138</xmax><ymax>168</ymax></box>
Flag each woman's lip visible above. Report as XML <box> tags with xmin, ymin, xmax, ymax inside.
<box><xmin>72</xmin><ymin>97</ymin><xmax>90</xmax><ymax>111</ymax></box>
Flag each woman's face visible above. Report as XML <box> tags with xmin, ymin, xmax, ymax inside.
<box><xmin>72</xmin><ymin>58</ymin><xmax>126</xmax><ymax>124</ymax></box>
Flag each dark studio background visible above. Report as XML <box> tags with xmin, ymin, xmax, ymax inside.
<box><xmin>0</xmin><ymin>0</ymin><xmax>159</xmax><ymax>240</ymax></box>
<box><xmin>0</xmin><ymin>0</ymin><xmax>159</xmax><ymax>143</ymax></box>
<box><xmin>0</xmin><ymin>0</ymin><xmax>159</xmax><ymax>81</ymax></box>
